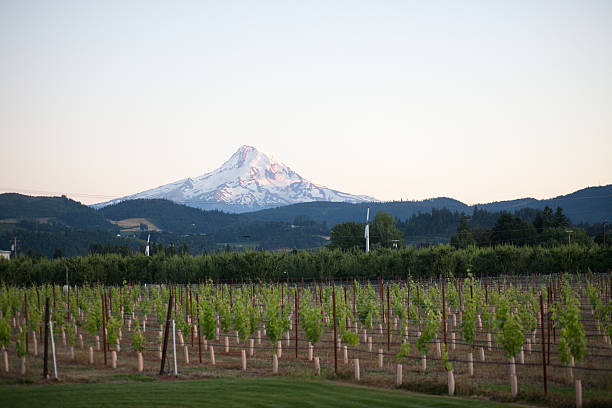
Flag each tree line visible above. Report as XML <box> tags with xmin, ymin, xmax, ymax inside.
<box><xmin>1</xmin><ymin>244</ymin><xmax>610</xmax><ymax>285</ymax></box>
<box><xmin>449</xmin><ymin>206</ymin><xmax>593</xmax><ymax>248</ymax></box>
<box><xmin>329</xmin><ymin>206</ymin><xmax>601</xmax><ymax>251</ymax></box>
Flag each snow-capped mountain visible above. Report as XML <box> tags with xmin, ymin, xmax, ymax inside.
<box><xmin>94</xmin><ymin>146</ymin><xmax>377</xmax><ymax>212</ymax></box>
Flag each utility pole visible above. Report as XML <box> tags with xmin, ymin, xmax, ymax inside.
<box><xmin>11</xmin><ymin>237</ymin><xmax>18</xmax><ymax>258</ymax></box>
<box><xmin>565</xmin><ymin>230</ymin><xmax>573</xmax><ymax>246</ymax></box>
<box><xmin>365</xmin><ymin>208</ymin><xmax>370</xmax><ymax>254</ymax></box>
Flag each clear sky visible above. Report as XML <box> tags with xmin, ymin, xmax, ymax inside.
<box><xmin>1</xmin><ymin>1</ymin><xmax>610</xmax><ymax>206</ymax></box>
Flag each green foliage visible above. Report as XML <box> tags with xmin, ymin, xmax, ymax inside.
<box><xmin>395</xmin><ymin>342</ymin><xmax>410</xmax><ymax>362</ymax></box>
<box><xmin>493</xmin><ymin>297</ymin><xmax>524</xmax><ymax>359</ymax></box>
<box><xmin>16</xmin><ymin>330</ymin><xmax>27</xmax><ymax>357</ymax></box>
<box><xmin>231</xmin><ymin>300</ymin><xmax>250</xmax><ymax>343</ymax></box>
<box><xmin>263</xmin><ymin>288</ymin><xmax>289</xmax><ymax>347</ymax></box>
<box><xmin>1</xmin><ymin>245</ymin><xmax>611</xmax><ymax>286</ymax></box>
<box><xmin>247</xmin><ymin>303</ymin><xmax>259</xmax><ymax>335</ymax></box>
<box><xmin>217</xmin><ymin>298</ymin><xmax>232</xmax><ymax>334</ymax></box>
<box><xmin>0</xmin><ymin>317</ymin><xmax>11</xmax><ymax>348</ymax></box>
<box><xmin>175</xmin><ymin>308</ymin><xmax>192</xmax><ymax>339</ymax></box>
<box><xmin>84</xmin><ymin>299</ymin><xmax>102</xmax><ymax>340</ymax></box>
<box><xmin>329</xmin><ymin>222</ymin><xmax>364</xmax><ymax>250</ymax></box>
<box><xmin>553</xmin><ymin>279</ymin><xmax>586</xmax><ymax>365</ymax></box>
<box><xmin>334</xmin><ymin>291</ymin><xmax>359</xmax><ymax>347</ymax></box>
<box><xmin>53</xmin><ymin>308</ymin><xmax>65</xmax><ymax>329</ymax></box>
<box><xmin>461</xmin><ymin>277</ymin><xmax>477</xmax><ymax>348</ymax></box>
<box><xmin>65</xmin><ymin>322</ymin><xmax>77</xmax><ymax>347</ymax></box>
<box><xmin>106</xmin><ymin>315</ymin><xmax>122</xmax><ymax>347</ymax></box>
<box><xmin>300</xmin><ymin>293</ymin><xmax>325</xmax><ymax>346</ymax></box>
<box><xmin>340</xmin><ymin>329</ymin><xmax>359</xmax><ymax>347</ymax></box>
<box><xmin>355</xmin><ymin>283</ymin><xmax>379</xmax><ymax>328</ymax></box>
<box><xmin>417</xmin><ymin>309</ymin><xmax>440</xmax><ymax>355</ymax></box>
<box><xmin>450</xmin><ymin>213</ymin><xmax>476</xmax><ymax>249</ymax></box>
<box><xmin>198</xmin><ymin>300</ymin><xmax>217</xmax><ymax>341</ymax></box>
<box><xmin>441</xmin><ymin>343</ymin><xmax>452</xmax><ymax>371</ymax></box>
<box><xmin>370</xmin><ymin>211</ymin><xmax>403</xmax><ymax>249</ymax></box>
<box><xmin>390</xmin><ymin>284</ymin><xmax>407</xmax><ymax>321</ymax></box>
<box><xmin>131</xmin><ymin>327</ymin><xmax>146</xmax><ymax>352</ymax></box>
<box><xmin>139</xmin><ymin>298</ymin><xmax>152</xmax><ymax>317</ymax></box>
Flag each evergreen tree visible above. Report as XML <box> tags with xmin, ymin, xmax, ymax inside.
<box><xmin>450</xmin><ymin>213</ymin><xmax>475</xmax><ymax>248</ymax></box>
<box><xmin>554</xmin><ymin>206</ymin><xmax>570</xmax><ymax>228</ymax></box>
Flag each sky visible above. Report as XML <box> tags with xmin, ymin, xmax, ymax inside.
<box><xmin>1</xmin><ymin>0</ymin><xmax>610</xmax><ymax>206</ymax></box>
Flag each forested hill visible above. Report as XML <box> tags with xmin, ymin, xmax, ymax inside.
<box><xmin>244</xmin><ymin>198</ymin><xmax>469</xmax><ymax>225</ymax></box>
<box><xmin>99</xmin><ymin>199</ymin><xmax>242</xmax><ymax>234</ymax></box>
<box><xmin>245</xmin><ymin>185</ymin><xmax>612</xmax><ymax>225</ymax></box>
<box><xmin>0</xmin><ymin>195</ymin><xmax>330</xmax><ymax>256</ymax></box>
<box><xmin>0</xmin><ymin>185</ymin><xmax>609</xmax><ymax>257</ymax></box>
<box><xmin>0</xmin><ymin>193</ymin><xmax>113</xmax><ymax>230</ymax></box>
<box><xmin>473</xmin><ymin>185</ymin><xmax>611</xmax><ymax>223</ymax></box>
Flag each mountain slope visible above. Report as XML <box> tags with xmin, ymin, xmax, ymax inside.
<box><xmin>244</xmin><ymin>198</ymin><xmax>469</xmax><ymax>226</ymax></box>
<box><xmin>0</xmin><ymin>193</ymin><xmax>113</xmax><ymax>230</ymax></box>
<box><xmin>242</xmin><ymin>186</ymin><xmax>611</xmax><ymax>225</ymax></box>
<box><xmin>94</xmin><ymin>146</ymin><xmax>376</xmax><ymax>212</ymax></box>
<box><xmin>475</xmin><ymin>185</ymin><xmax>611</xmax><ymax>224</ymax></box>
<box><xmin>99</xmin><ymin>199</ymin><xmax>241</xmax><ymax>234</ymax></box>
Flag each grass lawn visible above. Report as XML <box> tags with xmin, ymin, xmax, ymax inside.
<box><xmin>0</xmin><ymin>376</ymin><xmax>527</xmax><ymax>408</ymax></box>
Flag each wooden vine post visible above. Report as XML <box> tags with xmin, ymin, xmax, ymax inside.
<box><xmin>417</xmin><ymin>285</ymin><xmax>421</xmax><ymax>330</ymax></box>
<box><xmin>159</xmin><ymin>294</ymin><xmax>174</xmax><ymax>375</ymax></box>
<box><xmin>332</xmin><ymin>284</ymin><xmax>338</xmax><ymax>376</ymax></box>
<box><xmin>379</xmin><ymin>278</ymin><xmax>385</xmax><ymax>324</ymax></box>
<box><xmin>24</xmin><ymin>291</ymin><xmax>29</xmax><ymax>353</ymax></box>
<box><xmin>196</xmin><ymin>293</ymin><xmax>202</xmax><ymax>363</ymax></box>
<box><xmin>295</xmin><ymin>288</ymin><xmax>299</xmax><ymax>359</ymax></box>
<box><xmin>43</xmin><ymin>297</ymin><xmax>49</xmax><ymax>379</ymax></box>
<box><xmin>387</xmin><ymin>285</ymin><xmax>390</xmax><ymax>352</ymax></box>
<box><xmin>67</xmin><ymin>281</ymin><xmax>70</xmax><ymax>318</ymax></box>
<box><xmin>352</xmin><ymin>282</ymin><xmax>357</xmax><ymax>321</ymax></box>
<box><xmin>344</xmin><ymin>286</ymin><xmax>349</xmax><ymax>328</ymax></box>
<box><xmin>442</xmin><ymin>280</ymin><xmax>447</xmax><ymax>348</ymax></box>
<box><xmin>101</xmin><ymin>293</ymin><xmax>107</xmax><ymax>366</ymax></box>
<box><xmin>36</xmin><ymin>286</ymin><xmax>42</xmax><ymax>342</ymax></box>
<box><xmin>190</xmin><ymin>289</ymin><xmax>194</xmax><ymax>348</ymax></box>
<box><xmin>539</xmin><ymin>293</ymin><xmax>547</xmax><ymax>394</ymax></box>
<box><xmin>407</xmin><ymin>282</ymin><xmax>410</xmax><ymax>332</ymax></box>
<box><xmin>547</xmin><ymin>288</ymin><xmax>551</xmax><ymax>364</ymax></box>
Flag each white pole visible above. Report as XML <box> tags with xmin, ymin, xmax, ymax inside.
<box><xmin>365</xmin><ymin>208</ymin><xmax>370</xmax><ymax>253</ymax></box>
<box><xmin>172</xmin><ymin>320</ymin><xmax>178</xmax><ymax>375</ymax></box>
<box><xmin>49</xmin><ymin>321</ymin><xmax>58</xmax><ymax>379</ymax></box>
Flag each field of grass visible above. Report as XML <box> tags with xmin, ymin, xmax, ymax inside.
<box><xmin>0</xmin><ymin>376</ymin><xmax>524</xmax><ymax>408</ymax></box>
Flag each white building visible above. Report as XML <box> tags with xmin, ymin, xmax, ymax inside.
<box><xmin>0</xmin><ymin>250</ymin><xmax>10</xmax><ymax>260</ymax></box>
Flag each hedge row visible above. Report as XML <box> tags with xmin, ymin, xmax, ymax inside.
<box><xmin>1</xmin><ymin>244</ymin><xmax>610</xmax><ymax>285</ymax></box>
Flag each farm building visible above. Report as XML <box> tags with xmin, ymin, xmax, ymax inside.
<box><xmin>0</xmin><ymin>250</ymin><xmax>10</xmax><ymax>260</ymax></box>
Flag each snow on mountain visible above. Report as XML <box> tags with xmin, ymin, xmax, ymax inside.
<box><xmin>94</xmin><ymin>146</ymin><xmax>377</xmax><ymax>212</ymax></box>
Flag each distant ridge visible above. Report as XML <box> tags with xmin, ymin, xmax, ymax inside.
<box><xmin>472</xmin><ymin>185</ymin><xmax>611</xmax><ymax>224</ymax></box>
<box><xmin>3</xmin><ymin>185</ymin><xmax>610</xmax><ymax>227</ymax></box>
<box><xmin>243</xmin><ymin>185</ymin><xmax>612</xmax><ymax>225</ymax></box>
<box><xmin>0</xmin><ymin>184</ymin><xmax>609</xmax><ymax>256</ymax></box>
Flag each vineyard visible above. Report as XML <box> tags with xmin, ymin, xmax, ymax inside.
<box><xmin>1</xmin><ymin>273</ymin><xmax>611</xmax><ymax>407</ymax></box>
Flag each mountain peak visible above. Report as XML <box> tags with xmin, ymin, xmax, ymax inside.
<box><xmin>94</xmin><ymin>146</ymin><xmax>377</xmax><ymax>212</ymax></box>
<box><xmin>220</xmin><ymin>145</ymin><xmax>272</xmax><ymax>171</ymax></box>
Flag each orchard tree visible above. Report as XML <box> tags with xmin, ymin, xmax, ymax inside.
<box><xmin>328</xmin><ymin>222</ymin><xmax>364</xmax><ymax>250</ymax></box>
<box><xmin>371</xmin><ymin>211</ymin><xmax>402</xmax><ymax>249</ymax></box>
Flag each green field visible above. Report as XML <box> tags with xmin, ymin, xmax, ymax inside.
<box><xmin>0</xmin><ymin>377</ymin><xmax>524</xmax><ymax>408</ymax></box>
